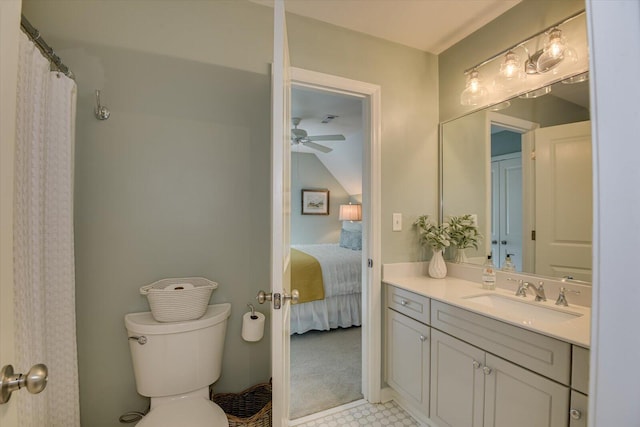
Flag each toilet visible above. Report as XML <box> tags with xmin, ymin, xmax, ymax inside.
<box><xmin>125</xmin><ymin>303</ymin><xmax>232</xmax><ymax>426</ymax></box>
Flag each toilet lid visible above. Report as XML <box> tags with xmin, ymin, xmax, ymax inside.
<box><xmin>137</xmin><ymin>399</ymin><xmax>229</xmax><ymax>427</ymax></box>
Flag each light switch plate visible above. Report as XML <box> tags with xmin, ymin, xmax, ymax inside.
<box><xmin>392</xmin><ymin>213</ymin><xmax>402</xmax><ymax>231</ymax></box>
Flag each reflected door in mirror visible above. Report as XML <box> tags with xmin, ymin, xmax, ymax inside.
<box><xmin>491</xmin><ymin>154</ymin><xmax>523</xmax><ymax>270</ymax></box>
<box><xmin>534</xmin><ymin>121</ymin><xmax>592</xmax><ymax>281</ymax></box>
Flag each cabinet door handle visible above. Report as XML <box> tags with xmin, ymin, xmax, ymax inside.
<box><xmin>472</xmin><ymin>360</ymin><xmax>482</xmax><ymax>369</ymax></box>
<box><xmin>419</xmin><ymin>335</ymin><xmax>427</xmax><ymax>342</ymax></box>
<box><xmin>501</xmin><ymin>240</ymin><xmax>507</xmax><ymax>245</ymax></box>
<box><xmin>569</xmin><ymin>409</ymin><xmax>582</xmax><ymax>420</ymax></box>
<box><xmin>400</xmin><ymin>299</ymin><xmax>409</xmax><ymax>306</ymax></box>
<box><xmin>482</xmin><ymin>366</ymin><xmax>492</xmax><ymax>375</ymax></box>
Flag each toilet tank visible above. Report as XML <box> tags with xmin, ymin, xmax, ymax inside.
<box><xmin>125</xmin><ymin>303</ymin><xmax>231</xmax><ymax>397</ymax></box>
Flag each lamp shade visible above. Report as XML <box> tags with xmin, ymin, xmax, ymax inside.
<box><xmin>339</xmin><ymin>204</ymin><xmax>362</xmax><ymax>221</ymax></box>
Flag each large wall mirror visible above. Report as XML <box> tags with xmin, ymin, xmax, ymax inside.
<box><xmin>441</xmin><ymin>73</ymin><xmax>592</xmax><ymax>283</ymax></box>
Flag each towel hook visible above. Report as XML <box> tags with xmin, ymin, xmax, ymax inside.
<box><xmin>94</xmin><ymin>90</ymin><xmax>110</xmax><ymax>120</ymax></box>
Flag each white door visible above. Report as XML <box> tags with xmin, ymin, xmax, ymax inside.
<box><xmin>1</xmin><ymin>1</ymin><xmax>21</xmax><ymax>424</ymax></box>
<box><xmin>491</xmin><ymin>155</ymin><xmax>523</xmax><ymax>270</ymax></box>
<box><xmin>270</xmin><ymin>1</ymin><xmax>292</xmax><ymax>426</ymax></box>
<box><xmin>534</xmin><ymin>121</ymin><xmax>592</xmax><ymax>281</ymax></box>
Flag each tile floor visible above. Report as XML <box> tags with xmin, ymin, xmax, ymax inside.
<box><xmin>292</xmin><ymin>401</ymin><xmax>420</xmax><ymax>427</ymax></box>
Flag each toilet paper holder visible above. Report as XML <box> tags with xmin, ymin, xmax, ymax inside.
<box><xmin>247</xmin><ymin>304</ymin><xmax>258</xmax><ymax>319</ymax></box>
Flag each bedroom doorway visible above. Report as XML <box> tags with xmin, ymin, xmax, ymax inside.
<box><xmin>287</xmin><ymin>69</ymin><xmax>381</xmax><ymax>421</ymax></box>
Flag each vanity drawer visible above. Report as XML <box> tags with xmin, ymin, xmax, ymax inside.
<box><xmin>571</xmin><ymin>346</ymin><xmax>590</xmax><ymax>395</ymax></box>
<box><xmin>431</xmin><ymin>300</ymin><xmax>571</xmax><ymax>384</ymax></box>
<box><xmin>387</xmin><ymin>285</ymin><xmax>430</xmax><ymax>325</ymax></box>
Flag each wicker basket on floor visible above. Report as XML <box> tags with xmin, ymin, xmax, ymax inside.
<box><xmin>212</xmin><ymin>382</ymin><xmax>272</xmax><ymax>427</ymax></box>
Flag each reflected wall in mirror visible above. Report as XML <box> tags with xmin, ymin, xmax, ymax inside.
<box><xmin>442</xmin><ymin>75</ymin><xmax>592</xmax><ymax>283</ymax></box>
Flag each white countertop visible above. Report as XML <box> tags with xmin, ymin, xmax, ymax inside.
<box><xmin>383</xmin><ymin>273</ymin><xmax>591</xmax><ymax>348</ymax></box>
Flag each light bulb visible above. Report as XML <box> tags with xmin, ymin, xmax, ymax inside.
<box><xmin>499</xmin><ymin>51</ymin><xmax>521</xmax><ymax>79</ymax></box>
<box><xmin>460</xmin><ymin>70</ymin><xmax>488</xmax><ymax>106</ymax></box>
<box><xmin>544</xmin><ymin>28</ymin><xmax>566</xmax><ymax>60</ymax></box>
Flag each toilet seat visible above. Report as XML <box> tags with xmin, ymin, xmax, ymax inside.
<box><xmin>137</xmin><ymin>398</ymin><xmax>229</xmax><ymax>427</ymax></box>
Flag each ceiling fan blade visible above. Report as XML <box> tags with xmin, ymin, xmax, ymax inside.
<box><xmin>303</xmin><ymin>141</ymin><xmax>333</xmax><ymax>153</ymax></box>
<box><xmin>307</xmin><ymin>134</ymin><xmax>346</xmax><ymax>142</ymax></box>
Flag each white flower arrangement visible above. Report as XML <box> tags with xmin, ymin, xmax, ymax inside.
<box><xmin>414</xmin><ymin>215</ymin><xmax>451</xmax><ymax>251</ymax></box>
<box><xmin>447</xmin><ymin>214</ymin><xmax>482</xmax><ymax>250</ymax></box>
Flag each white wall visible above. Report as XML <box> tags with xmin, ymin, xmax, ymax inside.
<box><xmin>587</xmin><ymin>1</ymin><xmax>640</xmax><ymax>424</ymax></box>
<box><xmin>287</xmin><ymin>13</ymin><xmax>440</xmax><ymax>263</ymax></box>
<box><xmin>441</xmin><ymin>110</ymin><xmax>489</xmax><ymax>259</ymax></box>
<box><xmin>291</xmin><ymin>153</ymin><xmax>350</xmax><ymax>244</ymax></box>
<box><xmin>22</xmin><ymin>2</ymin><xmax>274</xmax><ymax>426</ymax></box>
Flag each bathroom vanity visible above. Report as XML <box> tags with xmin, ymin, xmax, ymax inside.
<box><xmin>383</xmin><ymin>264</ymin><xmax>590</xmax><ymax>427</ymax></box>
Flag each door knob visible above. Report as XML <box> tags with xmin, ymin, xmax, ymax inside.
<box><xmin>0</xmin><ymin>363</ymin><xmax>48</xmax><ymax>404</ymax></box>
<box><xmin>256</xmin><ymin>290</ymin><xmax>299</xmax><ymax>309</ymax></box>
<box><xmin>283</xmin><ymin>289</ymin><xmax>299</xmax><ymax>304</ymax></box>
<box><xmin>570</xmin><ymin>408</ymin><xmax>582</xmax><ymax>420</ymax></box>
<box><xmin>256</xmin><ymin>291</ymin><xmax>273</xmax><ymax>304</ymax></box>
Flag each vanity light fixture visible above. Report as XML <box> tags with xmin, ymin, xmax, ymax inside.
<box><xmin>518</xmin><ymin>86</ymin><xmax>551</xmax><ymax>99</ymax></box>
<box><xmin>561</xmin><ymin>71</ymin><xmax>589</xmax><ymax>84</ymax></box>
<box><xmin>459</xmin><ymin>10</ymin><xmax>585</xmax><ymax>106</ymax></box>
<box><xmin>460</xmin><ymin>69</ymin><xmax>488</xmax><ymax>106</ymax></box>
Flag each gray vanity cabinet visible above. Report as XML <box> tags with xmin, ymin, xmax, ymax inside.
<box><xmin>569</xmin><ymin>391</ymin><xmax>588</xmax><ymax>427</ymax></box>
<box><xmin>484</xmin><ymin>354</ymin><xmax>569</xmax><ymax>427</ymax></box>
<box><xmin>430</xmin><ymin>329</ymin><xmax>569</xmax><ymax>427</ymax></box>
<box><xmin>386</xmin><ymin>309</ymin><xmax>430</xmax><ymax>415</ymax></box>
<box><xmin>430</xmin><ymin>329</ymin><xmax>484</xmax><ymax>427</ymax></box>
<box><xmin>385</xmin><ymin>286</ymin><xmax>431</xmax><ymax>417</ymax></box>
<box><xmin>385</xmin><ymin>285</ymin><xmax>587</xmax><ymax>427</ymax></box>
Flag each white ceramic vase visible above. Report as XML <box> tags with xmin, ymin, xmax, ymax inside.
<box><xmin>454</xmin><ymin>247</ymin><xmax>468</xmax><ymax>263</ymax></box>
<box><xmin>428</xmin><ymin>248</ymin><xmax>447</xmax><ymax>279</ymax></box>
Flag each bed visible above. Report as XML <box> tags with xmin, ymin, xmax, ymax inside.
<box><xmin>290</xmin><ymin>243</ymin><xmax>362</xmax><ymax>335</ymax></box>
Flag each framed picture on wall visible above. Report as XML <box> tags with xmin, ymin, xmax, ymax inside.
<box><xmin>301</xmin><ymin>189</ymin><xmax>330</xmax><ymax>215</ymax></box>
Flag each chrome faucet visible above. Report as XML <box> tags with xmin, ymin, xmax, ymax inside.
<box><xmin>556</xmin><ymin>287</ymin><xmax>581</xmax><ymax>306</ymax></box>
<box><xmin>515</xmin><ymin>281</ymin><xmax>547</xmax><ymax>301</ymax></box>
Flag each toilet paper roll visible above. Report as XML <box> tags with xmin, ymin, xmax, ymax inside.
<box><xmin>242</xmin><ymin>310</ymin><xmax>265</xmax><ymax>342</ymax></box>
<box><xmin>164</xmin><ymin>283</ymin><xmax>194</xmax><ymax>290</ymax></box>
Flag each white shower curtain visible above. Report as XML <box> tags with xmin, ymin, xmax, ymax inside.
<box><xmin>14</xmin><ymin>32</ymin><xmax>80</xmax><ymax>427</ymax></box>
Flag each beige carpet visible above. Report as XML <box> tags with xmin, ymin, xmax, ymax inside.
<box><xmin>290</xmin><ymin>327</ymin><xmax>363</xmax><ymax>420</ymax></box>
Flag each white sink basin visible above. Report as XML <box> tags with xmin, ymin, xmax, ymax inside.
<box><xmin>463</xmin><ymin>293</ymin><xmax>583</xmax><ymax>325</ymax></box>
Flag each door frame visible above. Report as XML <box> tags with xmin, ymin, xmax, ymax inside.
<box><xmin>290</xmin><ymin>67</ymin><xmax>382</xmax><ymax>403</ymax></box>
<box><xmin>486</xmin><ymin>112</ymin><xmax>538</xmax><ymax>274</ymax></box>
<box><xmin>0</xmin><ymin>1</ymin><xmax>21</xmax><ymax>424</ymax></box>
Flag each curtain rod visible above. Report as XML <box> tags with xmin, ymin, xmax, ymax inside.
<box><xmin>20</xmin><ymin>14</ymin><xmax>75</xmax><ymax>80</ymax></box>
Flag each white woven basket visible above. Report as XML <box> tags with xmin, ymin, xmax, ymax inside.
<box><xmin>140</xmin><ymin>277</ymin><xmax>218</xmax><ymax>322</ymax></box>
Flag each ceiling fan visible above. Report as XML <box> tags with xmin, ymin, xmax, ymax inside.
<box><xmin>291</xmin><ymin>117</ymin><xmax>345</xmax><ymax>153</ymax></box>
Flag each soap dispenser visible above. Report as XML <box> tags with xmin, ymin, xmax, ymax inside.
<box><xmin>482</xmin><ymin>255</ymin><xmax>496</xmax><ymax>290</ymax></box>
<box><xmin>502</xmin><ymin>254</ymin><xmax>516</xmax><ymax>272</ymax></box>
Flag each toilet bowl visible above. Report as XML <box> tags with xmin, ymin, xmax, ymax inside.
<box><xmin>125</xmin><ymin>303</ymin><xmax>231</xmax><ymax>427</ymax></box>
<box><xmin>136</xmin><ymin>397</ymin><xmax>228</xmax><ymax>427</ymax></box>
